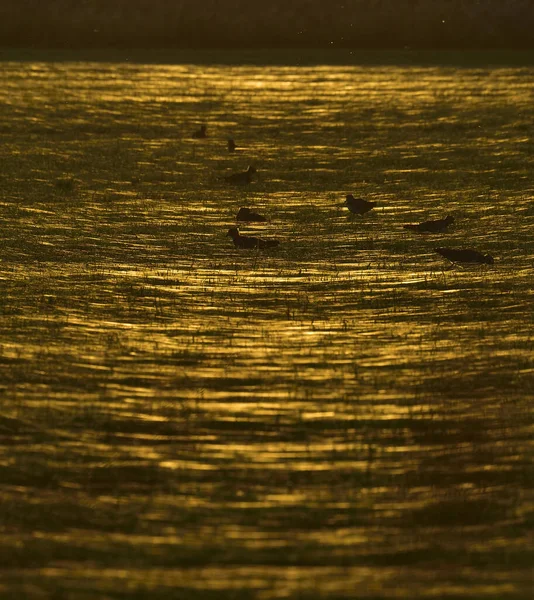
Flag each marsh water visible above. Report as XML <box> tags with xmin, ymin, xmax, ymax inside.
<box><xmin>0</xmin><ymin>50</ymin><xmax>533</xmax><ymax>599</ymax></box>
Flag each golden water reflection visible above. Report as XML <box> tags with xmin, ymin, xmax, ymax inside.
<box><xmin>0</xmin><ymin>55</ymin><xmax>533</xmax><ymax>599</ymax></box>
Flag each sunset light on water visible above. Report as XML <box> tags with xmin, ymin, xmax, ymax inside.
<box><xmin>0</xmin><ymin>49</ymin><xmax>533</xmax><ymax>599</ymax></box>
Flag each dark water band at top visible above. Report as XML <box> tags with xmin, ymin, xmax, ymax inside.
<box><xmin>1</xmin><ymin>0</ymin><xmax>533</xmax><ymax>50</ymax></box>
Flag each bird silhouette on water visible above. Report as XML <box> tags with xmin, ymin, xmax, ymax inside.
<box><xmin>404</xmin><ymin>215</ymin><xmax>455</xmax><ymax>233</ymax></box>
<box><xmin>236</xmin><ymin>207</ymin><xmax>268</xmax><ymax>222</ymax></box>
<box><xmin>345</xmin><ymin>194</ymin><xmax>376</xmax><ymax>215</ymax></box>
<box><xmin>227</xmin><ymin>227</ymin><xmax>279</xmax><ymax>249</ymax></box>
<box><xmin>223</xmin><ymin>165</ymin><xmax>256</xmax><ymax>185</ymax></box>
<box><xmin>192</xmin><ymin>124</ymin><xmax>207</xmax><ymax>139</ymax></box>
<box><xmin>435</xmin><ymin>247</ymin><xmax>494</xmax><ymax>265</ymax></box>
<box><xmin>227</xmin><ymin>138</ymin><xmax>236</xmax><ymax>152</ymax></box>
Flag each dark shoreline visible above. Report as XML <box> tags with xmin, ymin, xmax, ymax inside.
<box><xmin>2</xmin><ymin>47</ymin><xmax>534</xmax><ymax>67</ymax></box>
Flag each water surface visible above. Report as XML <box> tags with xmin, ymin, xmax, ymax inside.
<box><xmin>0</xmin><ymin>52</ymin><xmax>532</xmax><ymax>599</ymax></box>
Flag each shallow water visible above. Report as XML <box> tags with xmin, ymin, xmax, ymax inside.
<box><xmin>0</xmin><ymin>52</ymin><xmax>533</xmax><ymax>599</ymax></box>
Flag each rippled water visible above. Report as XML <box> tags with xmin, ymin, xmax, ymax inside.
<box><xmin>0</xmin><ymin>52</ymin><xmax>533</xmax><ymax>599</ymax></box>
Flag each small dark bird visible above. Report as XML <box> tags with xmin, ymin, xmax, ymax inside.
<box><xmin>228</xmin><ymin>138</ymin><xmax>236</xmax><ymax>152</ymax></box>
<box><xmin>227</xmin><ymin>227</ymin><xmax>279</xmax><ymax>249</ymax></box>
<box><xmin>236</xmin><ymin>207</ymin><xmax>268</xmax><ymax>222</ymax></box>
<box><xmin>435</xmin><ymin>247</ymin><xmax>494</xmax><ymax>265</ymax></box>
<box><xmin>404</xmin><ymin>215</ymin><xmax>455</xmax><ymax>233</ymax></box>
<box><xmin>192</xmin><ymin>124</ymin><xmax>207</xmax><ymax>139</ymax></box>
<box><xmin>223</xmin><ymin>165</ymin><xmax>256</xmax><ymax>185</ymax></box>
<box><xmin>345</xmin><ymin>194</ymin><xmax>376</xmax><ymax>215</ymax></box>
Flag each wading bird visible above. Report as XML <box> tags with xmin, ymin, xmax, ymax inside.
<box><xmin>236</xmin><ymin>207</ymin><xmax>268</xmax><ymax>222</ymax></box>
<box><xmin>344</xmin><ymin>194</ymin><xmax>376</xmax><ymax>215</ymax></box>
<box><xmin>223</xmin><ymin>165</ymin><xmax>257</xmax><ymax>185</ymax></box>
<box><xmin>192</xmin><ymin>124</ymin><xmax>207</xmax><ymax>138</ymax></box>
<box><xmin>404</xmin><ymin>215</ymin><xmax>455</xmax><ymax>233</ymax></box>
<box><xmin>227</xmin><ymin>227</ymin><xmax>279</xmax><ymax>249</ymax></box>
<box><xmin>435</xmin><ymin>247</ymin><xmax>494</xmax><ymax>265</ymax></box>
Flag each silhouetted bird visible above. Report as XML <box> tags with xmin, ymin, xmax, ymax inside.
<box><xmin>345</xmin><ymin>194</ymin><xmax>376</xmax><ymax>215</ymax></box>
<box><xmin>236</xmin><ymin>207</ymin><xmax>268</xmax><ymax>222</ymax></box>
<box><xmin>227</xmin><ymin>227</ymin><xmax>279</xmax><ymax>249</ymax></box>
<box><xmin>404</xmin><ymin>215</ymin><xmax>455</xmax><ymax>233</ymax></box>
<box><xmin>223</xmin><ymin>165</ymin><xmax>256</xmax><ymax>185</ymax></box>
<box><xmin>228</xmin><ymin>138</ymin><xmax>236</xmax><ymax>152</ymax></box>
<box><xmin>192</xmin><ymin>124</ymin><xmax>207</xmax><ymax>138</ymax></box>
<box><xmin>435</xmin><ymin>247</ymin><xmax>494</xmax><ymax>265</ymax></box>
